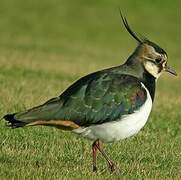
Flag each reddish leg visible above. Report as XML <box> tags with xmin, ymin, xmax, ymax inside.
<box><xmin>92</xmin><ymin>139</ymin><xmax>117</xmax><ymax>172</ymax></box>
<box><xmin>92</xmin><ymin>140</ymin><xmax>99</xmax><ymax>171</ymax></box>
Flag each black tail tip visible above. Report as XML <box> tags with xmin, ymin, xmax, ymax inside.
<box><xmin>2</xmin><ymin>113</ymin><xmax>24</xmax><ymax>128</ymax></box>
<box><xmin>3</xmin><ymin>113</ymin><xmax>16</xmax><ymax>122</ymax></box>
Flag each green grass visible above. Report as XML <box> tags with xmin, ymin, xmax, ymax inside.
<box><xmin>0</xmin><ymin>0</ymin><xmax>181</xmax><ymax>179</ymax></box>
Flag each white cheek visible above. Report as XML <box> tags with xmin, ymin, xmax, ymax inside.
<box><xmin>144</xmin><ymin>61</ymin><xmax>161</xmax><ymax>79</ymax></box>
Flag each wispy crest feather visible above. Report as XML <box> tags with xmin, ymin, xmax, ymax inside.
<box><xmin>119</xmin><ymin>10</ymin><xmax>143</xmax><ymax>43</ymax></box>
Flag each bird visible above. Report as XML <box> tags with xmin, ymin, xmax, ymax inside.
<box><xmin>3</xmin><ymin>13</ymin><xmax>177</xmax><ymax>172</ymax></box>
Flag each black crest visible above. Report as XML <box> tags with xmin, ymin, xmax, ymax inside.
<box><xmin>120</xmin><ymin>11</ymin><xmax>167</xmax><ymax>56</ymax></box>
<box><xmin>119</xmin><ymin>11</ymin><xmax>143</xmax><ymax>43</ymax></box>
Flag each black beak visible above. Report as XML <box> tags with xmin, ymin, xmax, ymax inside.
<box><xmin>164</xmin><ymin>65</ymin><xmax>177</xmax><ymax>76</ymax></box>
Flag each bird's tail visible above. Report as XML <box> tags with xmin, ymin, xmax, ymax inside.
<box><xmin>3</xmin><ymin>97</ymin><xmax>79</xmax><ymax>130</ymax></box>
<box><xmin>3</xmin><ymin>113</ymin><xmax>27</xmax><ymax>128</ymax></box>
<box><xmin>3</xmin><ymin>97</ymin><xmax>61</xmax><ymax>128</ymax></box>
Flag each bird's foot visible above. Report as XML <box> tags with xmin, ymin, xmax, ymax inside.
<box><xmin>93</xmin><ymin>165</ymin><xmax>97</xmax><ymax>172</ymax></box>
<box><xmin>108</xmin><ymin>161</ymin><xmax>117</xmax><ymax>172</ymax></box>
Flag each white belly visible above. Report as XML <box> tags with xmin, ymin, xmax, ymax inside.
<box><xmin>73</xmin><ymin>83</ymin><xmax>152</xmax><ymax>143</ymax></box>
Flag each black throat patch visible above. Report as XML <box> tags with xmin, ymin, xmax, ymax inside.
<box><xmin>142</xmin><ymin>71</ymin><xmax>156</xmax><ymax>102</ymax></box>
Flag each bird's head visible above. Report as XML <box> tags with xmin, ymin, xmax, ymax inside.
<box><xmin>121</xmin><ymin>14</ymin><xmax>177</xmax><ymax>79</ymax></box>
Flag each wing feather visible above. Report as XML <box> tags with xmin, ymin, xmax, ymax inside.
<box><xmin>55</xmin><ymin>73</ymin><xmax>147</xmax><ymax>126</ymax></box>
<box><xmin>11</xmin><ymin>72</ymin><xmax>147</xmax><ymax>127</ymax></box>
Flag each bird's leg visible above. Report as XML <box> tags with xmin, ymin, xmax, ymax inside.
<box><xmin>92</xmin><ymin>140</ymin><xmax>99</xmax><ymax>172</ymax></box>
<box><xmin>94</xmin><ymin>139</ymin><xmax>116</xmax><ymax>172</ymax></box>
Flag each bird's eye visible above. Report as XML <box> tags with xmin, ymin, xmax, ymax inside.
<box><xmin>155</xmin><ymin>58</ymin><xmax>162</xmax><ymax>64</ymax></box>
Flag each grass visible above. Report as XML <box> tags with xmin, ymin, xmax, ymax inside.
<box><xmin>0</xmin><ymin>0</ymin><xmax>181</xmax><ymax>179</ymax></box>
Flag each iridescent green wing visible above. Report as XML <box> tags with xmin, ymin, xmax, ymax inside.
<box><xmin>15</xmin><ymin>72</ymin><xmax>147</xmax><ymax>126</ymax></box>
<box><xmin>55</xmin><ymin>72</ymin><xmax>147</xmax><ymax>126</ymax></box>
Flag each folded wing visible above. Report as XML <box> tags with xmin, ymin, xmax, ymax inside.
<box><xmin>4</xmin><ymin>72</ymin><xmax>147</xmax><ymax>128</ymax></box>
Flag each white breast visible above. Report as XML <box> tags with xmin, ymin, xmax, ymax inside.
<box><xmin>73</xmin><ymin>83</ymin><xmax>152</xmax><ymax>143</ymax></box>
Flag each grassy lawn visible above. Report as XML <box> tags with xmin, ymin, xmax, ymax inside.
<box><xmin>0</xmin><ymin>0</ymin><xmax>181</xmax><ymax>179</ymax></box>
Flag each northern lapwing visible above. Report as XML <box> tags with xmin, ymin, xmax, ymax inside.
<box><xmin>3</xmin><ymin>14</ymin><xmax>177</xmax><ymax>172</ymax></box>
